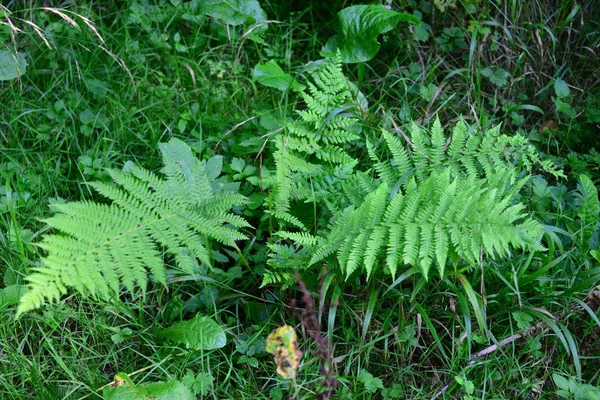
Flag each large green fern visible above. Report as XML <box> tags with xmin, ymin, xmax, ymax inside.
<box><xmin>276</xmin><ymin>118</ymin><xmax>561</xmax><ymax>281</ymax></box>
<box><xmin>17</xmin><ymin>138</ymin><xmax>250</xmax><ymax>316</ymax></box>
<box><xmin>294</xmin><ymin>169</ymin><xmax>544</xmax><ymax>280</ymax></box>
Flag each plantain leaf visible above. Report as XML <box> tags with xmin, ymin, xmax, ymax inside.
<box><xmin>0</xmin><ymin>51</ymin><xmax>28</xmax><ymax>81</ymax></box>
<box><xmin>323</xmin><ymin>5</ymin><xmax>419</xmax><ymax>63</ymax></box>
<box><xmin>253</xmin><ymin>60</ymin><xmax>305</xmax><ymax>91</ymax></box>
<box><xmin>162</xmin><ymin>315</ymin><xmax>226</xmax><ymax>350</ymax></box>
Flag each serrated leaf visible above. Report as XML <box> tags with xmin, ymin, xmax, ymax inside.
<box><xmin>323</xmin><ymin>5</ymin><xmax>419</xmax><ymax>63</ymax></box>
<box><xmin>253</xmin><ymin>60</ymin><xmax>305</xmax><ymax>91</ymax></box>
<box><xmin>103</xmin><ymin>374</ymin><xmax>194</xmax><ymax>400</ymax></box>
<box><xmin>0</xmin><ymin>51</ymin><xmax>28</xmax><ymax>81</ymax></box>
<box><xmin>192</xmin><ymin>372</ymin><xmax>213</xmax><ymax>395</ymax></box>
<box><xmin>481</xmin><ymin>67</ymin><xmax>509</xmax><ymax>87</ymax></box>
<box><xmin>360</xmin><ymin>369</ymin><xmax>384</xmax><ymax>393</ymax></box>
<box><xmin>554</xmin><ymin>78</ymin><xmax>570</xmax><ymax>98</ymax></box>
<box><xmin>161</xmin><ymin>315</ymin><xmax>226</xmax><ymax>350</ymax></box>
<box><xmin>413</xmin><ymin>21</ymin><xmax>431</xmax><ymax>42</ymax></box>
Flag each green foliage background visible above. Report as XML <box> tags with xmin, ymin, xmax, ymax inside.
<box><xmin>0</xmin><ymin>0</ymin><xmax>599</xmax><ymax>399</ymax></box>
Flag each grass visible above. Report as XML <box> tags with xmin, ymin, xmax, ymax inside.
<box><xmin>1</xmin><ymin>1</ymin><xmax>599</xmax><ymax>399</ymax></box>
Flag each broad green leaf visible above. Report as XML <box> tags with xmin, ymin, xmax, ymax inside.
<box><xmin>0</xmin><ymin>51</ymin><xmax>28</xmax><ymax>81</ymax></box>
<box><xmin>554</xmin><ymin>78</ymin><xmax>570</xmax><ymax>98</ymax></box>
<box><xmin>230</xmin><ymin>157</ymin><xmax>245</xmax><ymax>172</ymax></box>
<box><xmin>413</xmin><ymin>21</ymin><xmax>431</xmax><ymax>42</ymax></box>
<box><xmin>552</xmin><ymin>374</ymin><xmax>571</xmax><ymax>392</ymax></box>
<box><xmin>253</xmin><ymin>60</ymin><xmax>305</xmax><ymax>91</ymax></box>
<box><xmin>0</xmin><ymin>285</ymin><xmax>29</xmax><ymax>309</ymax></box>
<box><xmin>103</xmin><ymin>373</ymin><xmax>194</xmax><ymax>400</ymax></box>
<box><xmin>199</xmin><ymin>0</ymin><xmax>265</xmax><ymax>26</ymax></box>
<box><xmin>555</xmin><ymin>97</ymin><xmax>575</xmax><ymax>118</ymax></box>
<box><xmin>162</xmin><ymin>315</ymin><xmax>226</xmax><ymax>350</ymax></box>
<box><xmin>3</xmin><ymin>268</ymin><xmax>17</xmax><ymax>286</ymax></box>
<box><xmin>323</xmin><ymin>5</ymin><xmax>419</xmax><ymax>63</ymax></box>
<box><xmin>205</xmin><ymin>155</ymin><xmax>223</xmax><ymax>181</ymax></box>
<box><xmin>266</xmin><ymin>325</ymin><xmax>302</xmax><ymax>380</ymax></box>
<box><xmin>159</xmin><ymin>138</ymin><xmax>199</xmax><ymax>181</ymax></box>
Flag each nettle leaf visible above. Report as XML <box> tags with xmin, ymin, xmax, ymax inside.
<box><xmin>253</xmin><ymin>60</ymin><xmax>305</xmax><ymax>91</ymax></box>
<box><xmin>323</xmin><ymin>5</ymin><xmax>419</xmax><ymax>63</ymax></box>
<box><xmin>0</xmin><ymin>51</ymin><xmax>28</xmax><ymax>81</ymax></box>
<box><xmin>103</xmin><ymin>373</ymin><xmax>194</xmax><ymax>400</ymax></box>
<box><xmin>162</xmin><ymin>315</ymin><xmax>227</xmax><ymax>350</ymax></box>
<box><xmin>554</xmin><ymin>78</ymin><xmax>571</xmax><ymax>98</ymax></box>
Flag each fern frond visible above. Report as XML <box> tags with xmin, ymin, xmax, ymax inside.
<box><xmin>277</xmin><ymin>231</ymin><xmax>319</xmax><ymax>246</ymax></box>
<box><xmin>309</xmin><ymin>169</ymin><xmax>545</xmax><ymax>280</ymax></box>
<box><xmin>430</xmin><ymin>118</ymin><xmax>446</xmax><ymax>167</ymax></box>
<box><xmin>381</xmin><ymin>129</ymin><xmax>412</xmax><ymax>179</ymax></box>
<box><xmin>18</xmin><ymin>139</ymin><xmax>248</xmax><ymax>316</ymax></box>
<box><xmin>269</xmin><ymin>51</ymin><xmax>365</xmax><ymax>230</ymax></box>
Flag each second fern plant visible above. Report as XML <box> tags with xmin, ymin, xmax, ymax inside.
<box><xmin>17</xmin><ymin>138</ymin><xmax>250</xmax><ymax>316</ymax></box>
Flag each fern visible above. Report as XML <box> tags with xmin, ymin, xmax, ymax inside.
<box><xmin>261</xmin><ymin>243</ymin><xmax>313</xmax><ymax>288</ymax></box>
<box><xmin>270</xmin><ymin>52</ymin><xmax>365</xmax><ymax>227</ymax></box>
<box><xmin>262</xmin><ymin>60</ymin><xmax>563</xmax><ymax>284</ymax></box>
<box><xmin>18</xmin><ymin>138</ymin><xmax>250</xmax><ymax>316</ymax></box>
<box><xmin>278</xmin><ymin>118</ymin><xmax>559</xmax><ymax>281</ymax></box>
<box><xmin>370</xmin><ymin>118</ymin><xmax>564</xmax><ymax>194</ymax></box>
<box><xmin>307</xmin><ymin>169</ymin><xmax>544</xmax><ymax>280</ymax></box>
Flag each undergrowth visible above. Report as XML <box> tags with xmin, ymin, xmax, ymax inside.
<box><xmin>1</xmin><ymin>1</ymin><xmax>599</xmax><ymax>399</ymax></box>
